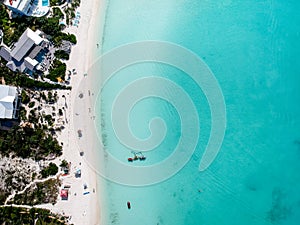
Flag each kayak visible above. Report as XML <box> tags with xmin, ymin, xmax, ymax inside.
<box><xmin>127</xmin><ymin>201</ymin><xmax>131</xmax><ymax>209</ymax></box>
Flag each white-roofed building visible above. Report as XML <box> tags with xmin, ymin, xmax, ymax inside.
<box><xmin>3</xmin><ymin>0</ymin><xmax>50</xmax><ymax>17</ymax></box>
<box><xmin>10</xmin><ymin>28</ymin><xmax>43</xmax><ymax>62</ymax></box>
<box><xmin>0</xmin><ymin>28</ymin><xmax>49</xmax><ymax>73</ymax></box>
<box><xmin>0</xmin><ymin>84</ymin><xmax>20</xmax><ymax>119</ymax></box>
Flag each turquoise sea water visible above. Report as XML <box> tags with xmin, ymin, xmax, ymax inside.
<box><xmin>96</xmin><ymin>0</ymin><xmax>300</xmax><ymax>224</ymax></box>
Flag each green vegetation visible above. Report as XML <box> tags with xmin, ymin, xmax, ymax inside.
<box><xmin>0</xmin><ymin>206</ymin><xmax>67</xmax><ymax>225</ymax></box>
<box><xmin>28</xmin><ymin>101</ymin><xmax>35</xmax><ymax>108</ymax></box>
<box><xmin>54</xmin><ymin>50</ymin><xmax>69</xmax><ymax>60</ymax></box>
<box><xmin>11</xmin><ymin>179</ymin><xmax>60</xmax><ymax>205</ymax></box>
<box><xmin>44</xmin><ymin>114</ymin><xmax>54</xmax><ymax>126</ymax></box>
<box><xmin>0</xmin><ymin>191</ymin><xmax>8</xmax><ymax>205</ymax></box>
<box><xmin>17</xmin><ymin>73</ymin><xmax>70</xmax><ymax>90</ymax></box>
<box><xmin>0</xmin><ymin>126</ymin><xmax>62</xmax><ymax>160</ymax></box>
<box><xmin>40</xmin><ymin>163</ymin><xmax>58</xmax><ymax>178</ymax></box>
<box><xmin>0</xmin><ymin>6</ymin><xmax>60</xmax><ymax>46</ymax></box>
<box><xmin>21</xmin><ymin>90</ymin><xmax>30</xmax><ymax>104</ymax></box>
<box><xmin>50</xmin><ymin>0</ymin><xmax>65</xmax><ymax>6</ymax></box>
<box><xmin>52</xmin><ymin>7</ymin><xmax>64</xmax><ymax>20</ymax></box>
<box><xmin>0</xmin><ymin>4</ymin><xmax>77</xmax><ymax>47</ymax></box>
<box><xmin>53</xmin><ymin>32</ymin><xmax>77</xmax><ymax>46</ymax></box>
<box><xmin>0</xmin><ymin>4</ymin><xmax>77</xmax><ymax>212</ymax></box>
<box><xmin>60</xmin><ymin>159</ymin><xmax>68</xmax><ymax>168</ymax></box>
<box><xmin>28</xmin><ymin>109</ymin><xmax>39</xmax><ymax>124</ymax></box>
<box><xmin>48</xmin><ymin>59</ymin><xmax>66</xmax><ymax>82</ymax></box>
<box><xmin>0</xmin><ymin>61</ymin><xmax>70</xmax><ymax>90</ymax></box>
<box><xmin>63</xmin><ymin>0</ymin><xmax>81</xmax><ymax>25</ymax></box>
<box><xmin>61</xmin><ymin>33</ymin><xmax>77</xmax><ymax>44</ymax></box>
<box><xmin>19</xmin><ymin>106</ymin><xmax>27</xmax><ymax>121</ymax></box>
<box><xmin>58</xmin><ymin>108</ymin><xmax>63</xmax><ymax>116</ymax></box>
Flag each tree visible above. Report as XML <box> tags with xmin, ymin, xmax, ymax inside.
<box><xmin>54</xmin><ymin>50</ymin><xmax>69</xmax><ymax>60</ymax></box>
<box><xmin>21</xmin><ymin>90</ymin><xmax>30</xmax><ymax>104</ymax></box>
<box><xmin>40</xmin><ymin>163</ymin><xmax>58</xmax><ymax>178</ymax></box>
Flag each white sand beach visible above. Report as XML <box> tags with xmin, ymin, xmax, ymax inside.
<box><xmin>40</xmin><ymin>0</ymin><xmax>106</xmax><ymax>224</ymax></box>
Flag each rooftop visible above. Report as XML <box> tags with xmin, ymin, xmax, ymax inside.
<box><xmin>4</xmin><ymin>0</ymin><xmax>50</xmax><ymax>17</ymax></box>
<box><xmin>11</xmin><ymin>28</ymin><xmax>43</xmax><ymax>62</ymax></box>
<box><xmin>0</xmin><ymin>85</ymin><xmax>19</xmax><ymax>119</ymax></box>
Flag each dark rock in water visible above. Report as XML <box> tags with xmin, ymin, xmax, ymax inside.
<box><xmin>110</xmin><ymin>212</ymin><xmax>119</xmax><ymax>224</ymax></box>
<box><xmin>244</xmin><ymin>174</ymin><xmax>261</xmax><ymax>192</ymax></box>
<box><xmin>267</xmin><ymin>187</ymin><xmax>292</xmax><ymax>223</ymax></box>
<box><xmin>157</xmin><ymin>215</ymin><xmax>163</xmax><ymax>224</ymax></box>
<box><xmin>294</xmin><ymin>140</ymin><xmax>300</xmax><ymax>153</ymax></box>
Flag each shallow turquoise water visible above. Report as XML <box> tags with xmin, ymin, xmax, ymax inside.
<box><xmin>96</xmin><ymin>0</ymin><xmax>300</xmax><ymax>224</ymax></box>
<box><xmin>42</xmin><ymin>0</ymin><xmax>49</xmax><ymax>7</ymax></box>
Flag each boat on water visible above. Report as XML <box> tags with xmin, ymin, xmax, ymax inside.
<box><xmin>139</xmin><ymin>155</ymin><xmax>146</xmax><ymax>161</ymax></box>
<box><xmin>127</xmin><ymin>201</ymin><xmax>131</xmax><ymax>209</ymax></box>
<box><xmin>128</xmin><ymin>152</ymin><xmax>141</xmax><ymax>162</ymax></box>
<box><xmin>127</xmin><ymin>157</ymin><xmax>133</xmax><ymax>162</ymax></box>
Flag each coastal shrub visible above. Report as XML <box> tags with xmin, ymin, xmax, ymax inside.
<box><xmin>21</xmin><ymin>90</ymin><xmax>30</xmax><ymax>104</ymax></box>
<box><xmin>19</xmin><ymin>106</ymin><xmax>27</xmax><ymax>121</ymax></box>
<box><xmin>48</xmin><ymin>91</ymin><xmax>53</xmax><ymax>101</ymax></box>
<box><xmin>60</xmin><ymin>159</ymin><xmax>68</xmax><ymax>168</ymax></box>
<box><xmin>72</xmin><ymin>0</ymin><xmax>81</xmax><ymax>8</ymax></box>
<box><xmin>63</xmin><ymin>33</ymin><xmax>77</xmax><ymax>44</ymax></box>
<box><xmin>41</xmin><ymin>92</ymin><xmax>47</xmax><ymax>101</ymax></box>
<box><xmin>0</xmin><ymin>126</ymin><xmax>62</xmax><ymax>160</ymax></box>
<box><xmin>32</xmin><ymin>172</ymin><xmax>37</xmax><ymax>181</ymax></box>
<box><xmin>0</xmin><ymin>190</ymin><xmax>9</xmax><ymax>205</ymax></box>
<box><xmin>53</xmin><ymin>32</ymin><xmax>77</xmax><ymax>46</ymax></box>
<box><xmin>48</xmin><ymin>59</ymin><xmax>67</xmax><ymax>82</ymax></box>
<box><xmin>0</xmin><ymin>206</ymin><xmax>66</xmax><ymax>224</ymax></box>
<box><xmin>45</xmin><ymin>114</ymin><xmax>54</xmax><ymax>126</ymax></box>
<box><xmin>28</xmin><ymin>101</ymin><xmax>35</xmax><ymax>108</ymax></box>
<box><xmin>0</xmin><ymin>5</ymin><xmax>20</xmax><ymax>46</ymax></box>
<box><xmin>40</xmin><ymin>163</ymin><xmax>58</xmax><ymax>178</ymax></box>
<box><xmin>53</xmin><ymin>7</ymin><xmax>64</xmax><ymax>19</ymax></box>
<box><xmin>50</xmin><ymin>0</ymin><xmax>65</xmax><ymax>6</ymax></box>
<box><xmin>16</xmin><ymin>74</ymin><xmax>70</xmax><ymax>90</ymax></box>
<box><xmin>28</xmin><ymin>109</ymin><xmax>39</xmax><ymax>124</ymax></box>
<box><xmin>54</xmin><ymin>50</ymin><xmax>70</xmax><ymax>60</ymax></box>
<box><xmin>54</xmin><ymin>32</ymin><xmax>77</xmax><ymax>45</ymax></box>
<box><xmin>0</xmin><ymin>67</ymin><xmax>70</xmax><ymax>90</ymax></box>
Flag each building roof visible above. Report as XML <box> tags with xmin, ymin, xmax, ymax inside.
<box><xmin>0</xmin><ymin>85</ymin><xmax>18</xmax><ymax>119</ymax></box>
<box><xmin>4</xmin><ymin>0</ymin><xmax>20</xmax><ymax>8</ymax></box>
<box><xmin>0</xmin><ymin>46</ymin><xmax>12</xmax><ymax>62</ymax></box>
<box><xmin>4</xmin><ymin>0</ymin><xmax>31</xmax><ymax>13</ymax></box>
<box><xmin>11</xmin><ymin>28</ymin><xmax>43</xmax><ymax>62</ymax></box>
<box><xmin>24</xmin><ymin>56</ymin><xmax>38</xmax><ymax>71</ymax></box>
<box><xmin>4</xmin><ymin>0</ymin><xmax>50</xmax><ymax>17</ymax></box>
<box><xmin>28</xmin><ymin>45</ymin><xmax>43</xmax><ymax>59</ymax></box>
<box><xmin>6</xmin><ymin>61</ymin><xmax>17</xmax><ymax>72</ymax></box>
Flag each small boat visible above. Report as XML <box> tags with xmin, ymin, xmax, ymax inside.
<box><xmin>128</xmin><ymin>151</ymin><xmax>146</xmax><ymax>162</ymax></box>
<box><xmin>138</xmin><ymin>152</ymin><xmax>146</xmax><ymax>161</ymax></box>
<box><xmin>139</xmin><ymin>156</ymin><xmax>146</xmax><ymax>161</ymax></box>
<box><xmin>127</xmin><ymin>201</ymin><xmax>131</xmax><ymax>209</ymax></box>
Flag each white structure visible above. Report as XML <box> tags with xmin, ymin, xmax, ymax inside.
<box><xmin>3</xmin><ymin>0</ymin><xmax>50</xmax><ymax>17</ymax></box>
<box><xmin>0</xmin><ymin>28</ymin><xmax>49</xmax><ymax>73</ymax></box>
<box><xmin>0</xmin><ymin>85</ymin><xmax>20</xmax><ymax>119</ymax></box>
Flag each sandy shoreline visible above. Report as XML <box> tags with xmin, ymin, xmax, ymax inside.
<box><xmin>42</xmin><ymin>0</ymin><xmax>107</xmax><ymax>224</ymax></box>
